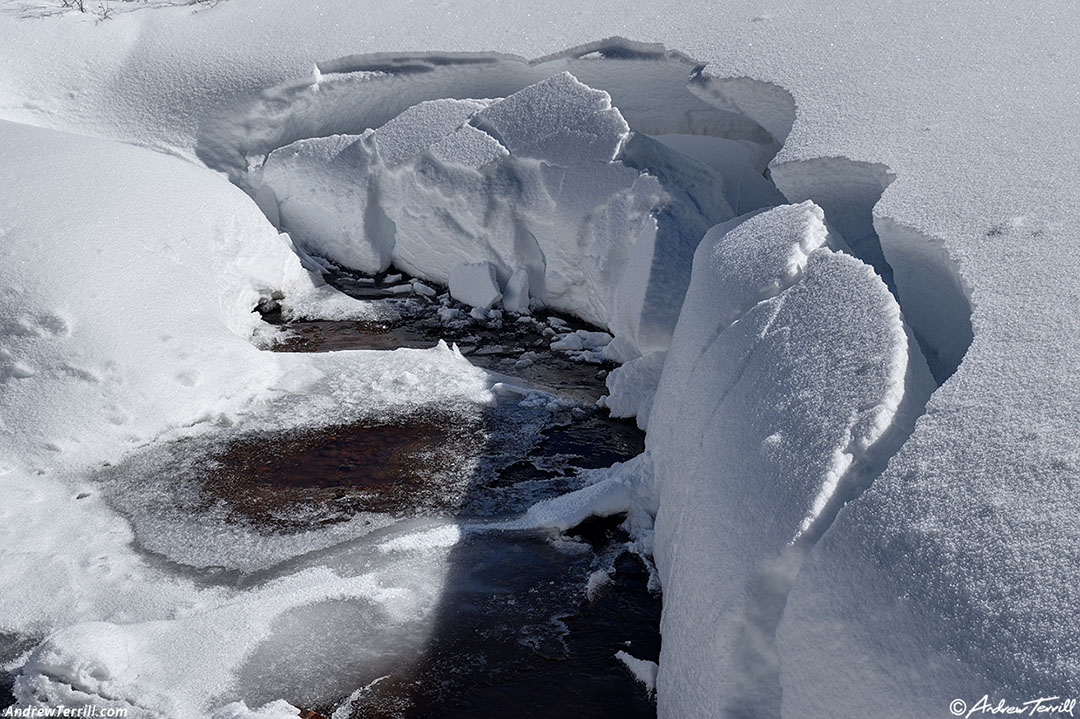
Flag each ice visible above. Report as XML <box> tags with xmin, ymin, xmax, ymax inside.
<box><xmin>549</xmin><ymin>329</ymin><xmax>612</xmax><ymax>352</ymax></box>
<box><xmin>213</xmin><ymin>701</ymin><xmax>301</xmax><ymax>719</ymax></box>
<box><xmin>615</xmin><ymin>650</ymin><xmax>658</xmax><ymax>695</ymax></box>
<box><xmin>646</xmin><ymin>202</ymin><xmax>933</xmax><ymax>717</ymax></box>
<box><xmin>501</xmin><ymin>268</ymin><xmax>531</xmax><ymax>313</ymax></box>
<box><xmin>448</xmin><ymin>262</ymin><xmax>502</xmax><ymax>309</ymax></box>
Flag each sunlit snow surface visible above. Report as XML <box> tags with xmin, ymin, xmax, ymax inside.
<box><xmin>0</xmin><ymin>3</ymin><xmax>1077</xmax><ymax>718</ymax></box>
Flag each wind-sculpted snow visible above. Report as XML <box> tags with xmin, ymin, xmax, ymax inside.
<box><xmin>771</xmin><ymin>157</ymin><xmax>974</xmax><ymax>383</ymax></box>
<box><xmin>255</xmin><ymin>70</ymin><xmax>778</xmax><ymax>362</ymax></box>
<box><xmin>647</xmin><ymin>202</ymin><xmax>935</xmax><ymax>718</ymax></box>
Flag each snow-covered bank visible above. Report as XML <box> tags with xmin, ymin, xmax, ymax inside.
<box><xmin>0</xmin><ymin>119</ymin><xmax>496</xmax><ymax>717</ymax></box>
<box><xmin>647</xmin><ymin>201</ymin><xmax>934</xmax><ymax>717</ymax></box>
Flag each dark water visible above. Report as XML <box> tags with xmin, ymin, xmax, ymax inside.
<box><xmin>0</xmin><ymin>634</ymin><xmax>38</xmax><ymax>708</ymax></box>
<box><xmin>329</xmin><ymin>526</ymin><xmax>660</xmax><ymax>719</ymax></box>
<box><xmin>263</xmin><ymin>265</ymin><xmax>659</xmax><ymax>718</ymax></box>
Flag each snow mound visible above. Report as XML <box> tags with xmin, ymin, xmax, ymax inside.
<box><xmin>647</xmin><ymin>201</ymin><xmax>934</xmax><ymax>717</ymax></box>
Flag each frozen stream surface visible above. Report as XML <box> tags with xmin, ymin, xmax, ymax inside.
<box><xmin>0</xmin><ymin>266</ymin><xmax>659</xmax><ymax>718</ymax></box>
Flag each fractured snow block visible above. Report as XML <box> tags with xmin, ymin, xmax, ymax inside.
<box><xmin>472</xmin><ymin>71</ymin><xmax>630</xmax><ymax>164</ymax></box>
<box><xmin>373</xmin><ymin>98</ymin><xmax>492</xmax><ymax>167</ymax></box>
<box><xmin>448</xmin><ymin>262</ymin><xmax>502</xmax><ymax>309</ymax></box>
<box><xmin>430</xmin><ymin>123</ymin><xmax>508</xmax><ymax>167</ymax></box>
<box><xmin>383</xmin><ymin>74</ymin><xmax>662</xmax><ymax>328</ymax></box>
<box><xmin>259</xmin><ymin>132</ymin><xmax>395</xmax><ymax>272</ymax></box>
<box><xmin>502</xmin><ymin>268</ymin><xmax>530</xmax><ymax>313</ymax></box>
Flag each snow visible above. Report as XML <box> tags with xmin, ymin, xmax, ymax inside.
<box><xmin>549</xmin><ymin>329</ymin><xmax>612</xmax><ymax>352</ymax></box>
<box><xmin>501</xmin><ymin>268</ymin><xmax>531</xmax><ymax>313</ymax></box>
<box><xmin>647</xmin><ymin>202</ymin><xmax>934</xmax><ymax>717</ymax></box>
<box><xmin>1</xmin><ymin>2</ymin><xmax>1078</xmax><ymax>717</ymax></box>
<box><xmin>598</xmin><ymin>350</ymin><xmax>666</xmax><ymax>430</ymax></box>
<box><xmin>448</xmin><ymin>262</ymin><xmax>502</xmax><ymax>310</ymax></box>
<box><xmin>0</xmin><ymin>120</ymin><xmax>493</xmax><ymax>716</ymax></box>
<box><xmin>615</xmin><ymin>650</ymin><xmax>659</xmax><ymax>695</ymax></box>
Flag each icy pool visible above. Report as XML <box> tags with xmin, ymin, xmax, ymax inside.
<box><xmin>0</xmin><ymin>272</ymin><xmax>659</xmax><ymax>718</ymax></box>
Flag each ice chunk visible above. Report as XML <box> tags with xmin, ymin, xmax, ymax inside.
<box><xmin>647</xmin><ymin>202</ymin><xmax>928</xmax><ymax>717</ymax></box>
<box><xmin>448</xmin><ymin>261</ymin><xmax>502</xmax><ymax>309</ymax></box>
<box><xmin>213</xmin><ymin>701</ymin><xmax>301</xmax><ymax>719</ymax></box>
<box><xmin>600</xmin><ymin>350</ymin><xmax>666</xmax><ymax>430</ymax></box>
<box><xmin>550</xmin><ymin>329</ymin><xmax>612</xmax><ymax>352</ymax></box>
<box><xmin>615</xmin><ymin>650</ymin><xmax>659</xmax><ymax>695</ymax></box>
<box><xmin>502</xmin><ymin>268</ymin><xmax>530</xmax><ymax>313</ymax></box>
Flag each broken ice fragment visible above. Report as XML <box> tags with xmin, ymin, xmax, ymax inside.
<box><xmin>502</xmin><ymin>268</ymin><xmax>530</xmax><ymax>313</ymax></box>
<box><xmin>449</xmin><ymin>262</ymin><xmax>502</xmax><ymax>309</ymax></box>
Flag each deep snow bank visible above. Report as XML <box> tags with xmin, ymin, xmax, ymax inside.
<box><xmin>646</xmin><ymin>202</ymin><xmax>934</xmax><ymax>717</ymax></box>
<box><xmin>251</xmin><ymin>65</ymin><xmax>786</xmax><ymax>369</ymax></box>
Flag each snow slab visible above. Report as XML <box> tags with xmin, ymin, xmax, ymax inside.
<box><xmin>448</xmin><ymin>261</ymin><xmax>502</xmax><ymax>310</ymax></box>
<box><xmin>501</xmin><ymin>268</ymin><xmax>531</xmax><ymax>313</ymax></box>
